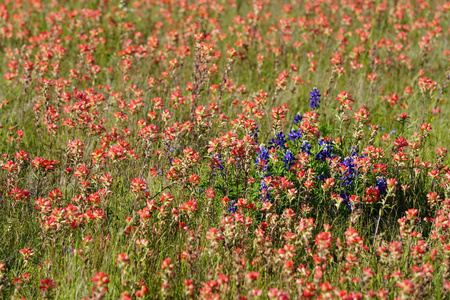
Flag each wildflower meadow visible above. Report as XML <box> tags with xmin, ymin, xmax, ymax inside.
<box><xmin>0</xmin><ymin>0</ymin><xmax>450</xmax><ymax>299</ymax></box>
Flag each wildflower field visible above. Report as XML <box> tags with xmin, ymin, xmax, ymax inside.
<box><xmin>0</xmin><ymin>0</ymin><xmax>450</xmax><ymax>299</ymax></box>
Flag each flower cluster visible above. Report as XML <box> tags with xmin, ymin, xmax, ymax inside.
<box><xmin>309</xmin><ymin>87</ymin><xmax>321</xmax><ymax>110</ymax></box>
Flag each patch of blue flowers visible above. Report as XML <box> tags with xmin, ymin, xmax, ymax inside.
<box><xmin>269</xmin><ymin>132</ymin><xmax>287</xmax><ymax>150</ymax></box>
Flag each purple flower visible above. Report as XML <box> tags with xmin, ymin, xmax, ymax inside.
<box><xmin>340</xmin><ymin>156</ymin><xmax>357</xmax><ymax>187</ymax></box>
<box><xmin>288</xmin><ymin>129</ymin><xmax>302</xmax><ymax>142</ymax></box>
<box><xmin>213</xmin><ymin>154</ymin><xmax>224</xmax><ymax>170</ymax></box>
<box><xmin>376</xmin><ymin>177</ymin><xmax>387</xmax><ymax>195</ymax></box>
<box><xmin>259</xmin><ymin>174</ymin><xmax>271</xmax><ymax>201</ymax></box>
<box><xmin>301</xmin><ymin>141</ymin><xmax>312</xmax><ymax>154</ymax></box>
<box><xmin>315</xmin><ymin>138</ymin><xmax>333</xmax><ymax>161</ymax></box>
<box><xmin>282</xmin><ymin>150</ymin><xmax>296</xmax><ymax>169</ymax></box>
<box><xmin>256</xmin><ymin>145</ymin><xmax>270</xmax><ymax>172</ymax></box>
<box><xmin>269</xmin><ymin>132</ymin><xmax>287</xmax><ymax>149</ymax></box>
<box><xmin>309</xmin><ymin>87</ymin><xmax>321</xmax><ymax>109</ymax></box>
<box><xmin>293</xmin><ymin>113</ymin><xmax>303</xmax><ymax>124</ymax></box>
<box><xmin>227</xmin><ymin>201</ymin><xmax>237</xmax><ymax>213</ymax></box>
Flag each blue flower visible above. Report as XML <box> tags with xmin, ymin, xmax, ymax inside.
<box><xmin>269</xmin><ymin>132</ymin><xmax>287</xmax><ymax>150</ymax></box>
<box><xmin>301</xmin><ymin>141</ymin><xmax>312</xmax><ymax>154</ymax></box>
<box><xmin>293</xmin><ymin>113</ymin><xmax>303</xmax><ymax>124</ymax></box>
<box><xmin>376</xmin><ymin>177</ymin><xmax>387</xmax><ymax>195</ymax></box>
<box><xmin>309</xmin><ymin>87</ymin><xmax>321</xmax><ymax>109</ymax></box>
<box><xmin>259</xmin><ymin>174</ymin><xmax>271</xmax><ymax>201</ymax></box>
<box><xmin>315</xmin><ymin>138</ymin><xmax>333</xmax><ymax>161</ymax></box>
<box><xmin>256</xmin><ymin>145</ymin><xmax>270</xmax><ymax>172</ymax></box>
<box><xmin>213</xmin><ymin>154</ymin><xmax>224</xmax><ymax>170</ymax></box>
<box><xmin>227</xmin><ymin>201</ymin><xmax>237</xmax><ymax>214</ymax></box>
<box><xmin>349</xmin><ymin>146</ymin><xmax>359</xmax><ymax>157</ymax></box>
<box><xmin>341</xmin><ymin>191</ymin><xmax>356</xmax><ymax>211</ymax></box>
<box><xmin>288</xmin><ymin>129</ymin><xmax>302</xmax><ymax>142</ymax></box>
<box><xmin>340</xmin><ymin>156</ymin><xmax>357</xmax><ymax>187</ymax></box>
<box><xmin>317</xmin><ymin>174</ymin><xmax>327</xmax><ymax>181</ymax></box>
<box><xmin>256</xmin><ymin>145</ymin><xmax>273</xmax><ymax>201</ymax></box>
<box><xmin>251</xmin><ymin>126</ymin><xmax>260</xmax><ymax>143</ymax></box>
<box><xmin>282</xmin><ymin>150</ymin><xmax>296</xmax><ymax>169</ymax></box>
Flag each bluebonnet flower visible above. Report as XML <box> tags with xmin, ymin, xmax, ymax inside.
<box><xmin>340</xmin><ymin>156</ymin><xmax>357</xmax><ymax>187</ymax></box>
<box><xmin>269</xmin><ymin>132</ymin><xmax>286</xmax><ymax>149</ymax></box>
<box><xmin>340</xmin><ymin>191</ymin><xmax>355</xmax><ymax>211</ymax></box>
<box><xmin>259</xmin><ymin>176</ymin><xmax>271</xmax><ymax>202</ymax></box>
<box><xmin>349</xmin><ymin>146</ymin><xmax>359</xmax><ymax>157</ymax></box>
<box><xmin>227</xmin><ymin>201</ymin><xmax>237</xmax><ymax>214</ymax></box>
<box><xmin>341</xmin><ymin>191</ymin><xmax>349</xmax><ymax>202</ymax></box>
<box><xmin>376</xmin><ymin>177</ymin><xmax>387</xmax><ymax>195</ymax></box>
<box><xmin>213</xmin><ymin>154</ymin><xmax>224</xmax><ymax>170</ymax></box>
<box><xmin>301</xmin><ymin>141</ymin><xmax>312</xmax><ymax>154</ymax></box>
<box><xmin>317</xmin><ymin>174</ymin><xmax>327</xmax><ymax>181</ymax></box>
<box><xmin>293</xmin><ymin>113</ymin><xmax>303</xmax><ymax>124</ymax></box>
<box><xmin>255</xmin><ymin>144</ymin><xmax>273</xmax><ymax>202</ymax></box>
<box><xmin>315</xmin><ymin>138</ymin><xmax>333</xmax><ymax>161</ymax></box>
<box><xmin>288</xmin><ymin>129</ymin><xmax>302</xmax><ymax>142</ymax></box>
<box><xmin>255</xmin><ymin>145</ymin><xmax>270</xmax><ymax>172</ymax></box>
<box><xmin>282</xmin><ymin>151</ymin><xmax>296</xmax><ymax>169</ymax></box>
<box><xmin>251</xmin><ymin>126</ymin><xmax>259</xmax><ymax>144</ymax></box>
<box><xmin>309</xmin><ymin>87</ymin><xmax>321</xmax><ymax>109</ymax></box>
